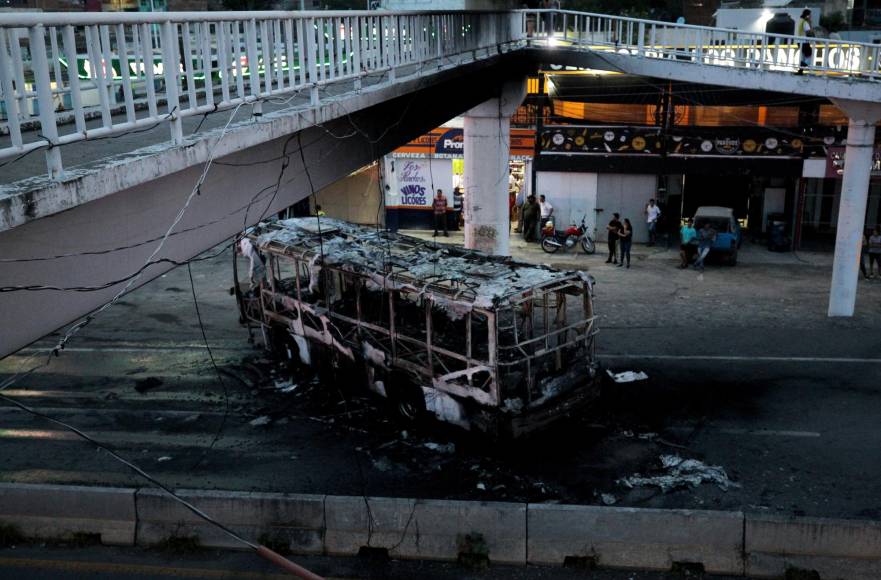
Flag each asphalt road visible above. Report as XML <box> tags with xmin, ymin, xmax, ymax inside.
<box><xmin>0</xmin><ymin>545</ymin><xmax>738</xmax><ymax>580</ymax></box>
<box><xmin>1</xmin><ymin>235</ymin><xmax>880</xmax><ymax>520</ymax></box>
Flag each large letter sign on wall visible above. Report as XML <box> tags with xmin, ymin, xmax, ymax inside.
<box><xmin>398</xmin><ymin>160</ymin><xmax>429</xmax><ymax>207</ymax></box>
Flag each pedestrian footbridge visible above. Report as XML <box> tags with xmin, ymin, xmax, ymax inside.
<box><xmin>1</xmin><ymin>9</ymin><xmax>879</xmax><ymax>356</ymax></box>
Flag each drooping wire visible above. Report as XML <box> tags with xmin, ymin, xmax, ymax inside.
<box><xmin>0</xmin><ymin>390</ymin><xmax>257</xmax><ymax>550</ymax></box>
<box><xmin>0</xmin><ymin>132</ymin><xmax>354</xmax><ymax>265</ymax></box>
<box><xmin>0</xmin><ymin>99</ymin><xmax>324</xmax><ymax>580</ymax></box>
<box><xmin>0</xmin><ymin>247</ymin><xmax>229</xmax><ymax>293</ymax></box>
<box><xmin>187</xmin><ymin>260</ymin><xmax>231</xmax><ymax>469</ymax></box>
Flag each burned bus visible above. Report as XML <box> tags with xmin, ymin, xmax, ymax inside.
<box><xmin>234</xmin><ymin>217</ymin><xmax>600</xmax><ymax>437</ymax></box>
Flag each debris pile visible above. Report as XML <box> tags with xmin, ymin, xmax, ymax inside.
<box><xmin>607</xmin><ymin>370</ymin><xmax>648</xmax><ymax>383</ymax></box>
<box><xmin>618</xmin><ymin>454</ymin><xmax>740</xmax><ymax>493</ymax></box>
<box><xmin>423</xmin><ymin>442</ymin><xmax>456</xmax><ymax>454</ymax></box>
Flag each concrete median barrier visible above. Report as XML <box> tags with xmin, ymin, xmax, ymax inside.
<box><xmin>527</xmin><ymin>503</ymin><xmax>744</xmax><ymax>575</ymax></box>
<box><xmin>0</xmin><ymin>483</ymin><xmax>136</xmax><ymax>545</ymax></box>
<box><xmin>324</xmin><ymin>495</ymin><xmax>526</xmax><ymax>564</ymax></box>
<box><xmin>745</xmin><ymin>513</ymin><xmax>881</xmax><ymax>579</ymax></box>
<box><xmin>135</xmin><ymin>489</ymin><xmax>325</xmax><ymax>554</ymax></box>
<box><xmin>8</xmin><ymin>481</ymin><xmax>881</xmax><ymax>578</ymax></box>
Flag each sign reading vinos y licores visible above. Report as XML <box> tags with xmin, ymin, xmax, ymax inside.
<box><xmin>397</xmin><ymin>160</ymin><xmax>430</xmax><ymax>207</ymax></box>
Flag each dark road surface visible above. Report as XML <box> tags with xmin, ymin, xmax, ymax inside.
<box><xmin>1</xmin><ymin>238</ymin><xmax>881</xmax><ymax>521</ymax></box>
<box><xmin>0</xmin><ymin>545</ymin><xmax>739</xmax><ymax>579</ymax></box>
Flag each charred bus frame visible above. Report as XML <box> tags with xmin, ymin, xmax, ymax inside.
<box><xmin>234</xmin><ymin>218</ymin><xmax>600</xmax><ymax>437</ymax></box>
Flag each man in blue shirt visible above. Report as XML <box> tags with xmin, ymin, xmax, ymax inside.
<box><xmin>679</xmin><ymin>218</ymin><xmax>697</xmax><ymax>269</ymax></box>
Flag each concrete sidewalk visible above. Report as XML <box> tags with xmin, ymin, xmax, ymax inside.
<box><xmin>402</xmin><ymin>228</ymin><xmax>834</xmax><ymax>268</ymax></box>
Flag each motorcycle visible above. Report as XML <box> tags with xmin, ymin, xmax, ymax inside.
<box><xmin>540</xmin><ymin>216</ymin><xmax>596</xmax><ymax>254</ymax></box>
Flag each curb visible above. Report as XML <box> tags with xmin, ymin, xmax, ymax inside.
<box><xmin>324</xmin><ymin>496</ymin><xmax>526</xmax><ymax>564</ymax></box>
<box><xmin>745</xmin><ymin>513</ymin><xmax>881</xmax><ymax>579</ymax></box>
<box><xmin>135</xmin><ymin>489</ymin><xmax>325</xmax><ymax>555</ymax></box>
<box><xmin>3</xmin><ymin>483</ymin><xmax>881</xmax><ymax>576</ymax></box>
<box><xmin>527</xmin><ymin>504</ymin><xmax>744</xmax><ymax>574</ymax></box>
<box><xmin>0</xmin><ymin>483</ymin><xmax>135</xmax><ymax>546</ymax></box>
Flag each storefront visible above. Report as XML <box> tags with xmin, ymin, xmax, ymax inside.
<box><xmin>797</xmin><ymin>145</ymin><xmax>881</xmax><ymax>249</ymax></box>
<box><xmin>383</xmin><ymin>125</ymin><xmax>535</xmax><ymax>230</ymax></box>
<box><xmin>536</xmin><ymin>124</ymin><xmax>833</xmax><ymax>244</ymax></box>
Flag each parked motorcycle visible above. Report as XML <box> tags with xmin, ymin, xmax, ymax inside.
<box><xmin>540</xmin><ymin>216</ymin><xmax>596</xmax><ymax>254</ymax></box>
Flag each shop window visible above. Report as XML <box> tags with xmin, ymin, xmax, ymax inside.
<box><xmin>818</xmin><ymin>105</ymin><xmax>848</xmax><ymax>126</ymax></box>
<box><xmin>763</xmin><ymin>107</ymin><xmax>800</xmax><ymax>127</ymax></box>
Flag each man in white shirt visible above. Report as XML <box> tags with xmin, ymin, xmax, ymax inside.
<box><xmin>645</xmin><ymin>198</ymin><xmax>661</xmax><ymax>246</ymax></box>
<box><xmin>539</xmin><ymin>194</ymin><xmax>554</xmax><ymax>227</ymax></box>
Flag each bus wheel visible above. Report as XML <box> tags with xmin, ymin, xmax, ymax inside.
<box><xmin>388</xmin><ymin>376</ymin><xmax>426</xmax><ymax>422</ymax></box>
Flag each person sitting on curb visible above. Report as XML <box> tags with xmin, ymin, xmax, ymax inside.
<box><xmin>693</xmin><ymin>221</ymin><xmax>717</xmax><ymax>272</ymax></box>
<box><xmin>679</xmin><ymin>218</ymin><xmax>697</xmax><ymax>269</ymax></box>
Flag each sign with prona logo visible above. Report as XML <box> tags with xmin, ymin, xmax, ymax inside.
<box><xmin>435</xmin><ymin>129</ymin><xmax>465</xmax><ymax>155</ymax></box>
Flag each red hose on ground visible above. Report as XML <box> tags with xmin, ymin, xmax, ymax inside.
<box><xmin>256</xmin><ymin>545</ymin><xmax>326</xmax><ymax>580</ymax></box>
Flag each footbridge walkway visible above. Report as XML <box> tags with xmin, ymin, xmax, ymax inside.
<box><xmin>1</xmin><ymin>9</ymin><xmax>879</xmax><ymax>355</ymax></box>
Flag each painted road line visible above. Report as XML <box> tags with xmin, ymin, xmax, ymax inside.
<box><xmin>0</xmin><ymin>406</ymin><xmax>233</xmax><ymax>417</ymax></box>
<box><xmin>0</xmin><ymin>389</ymin><xmax>237</xmax><ymax>403</ymax></box>
<box><xmin>603</xmin><ymin>354</ymin><xmax>881</xmax><ymax>364</ymax></box>
<box><xmin>0</xmin><ymin>429</ymin><xmax>260</xmax><ymax>449</ymax></box>
<box><xmin>0</xmin><ymin>557</ymin><xmax>345</xmax><ymax>579</ymax></box>
<box><xmin>723</xmin><ymin>429</ymin><xmax>821</xmax><ymax>437</ymax></box>
<box><xmin>667</xmin><ymin>426</ymin><xmax>821</xmax><ymax>438</ymax></box>
<box><xmin>13</xmin><ymin>345</ymin><xmax>253</xmax><ymax>354</ymax></box>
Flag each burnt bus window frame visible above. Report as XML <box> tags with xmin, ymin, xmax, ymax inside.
<box><xmin>234</xmin><ymin>219</ymin><xmax>601</xmax><ymax>436</ymax></box>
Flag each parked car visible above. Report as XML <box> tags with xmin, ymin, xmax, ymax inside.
<box><xmin>692</xmin><ymin>206</ymin><xmax>742</xmax><ymax>265</ymax></box>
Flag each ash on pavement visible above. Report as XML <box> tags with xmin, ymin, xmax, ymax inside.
<box><xmin>2</xmin><ymin>237</ymin><xmax>881</xmax><ymax>520</ymax></box>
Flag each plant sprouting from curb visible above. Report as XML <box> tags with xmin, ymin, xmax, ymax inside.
<box><xmin>0</xmin><ymin>522</ymin><xmax>26</xmax><ymax>547</ymax></box>
<box><xmin>153</xmin><ymin>533</ymin><xmax>202</xmax><ymax>554</ymax></box>
<box><xmin>784</xmin><ymin>567</ymin><xmax>821</xmax><ymax>580</ymax></box>
<box><xmin>258</xmin><ymin>532</ymin><xmax>292</xmax><ymax>555</ymax></box>
<box><xmin>457</xmin><ymin>531</ymin><xmax>489</xmax><ymax>569</ymax></box>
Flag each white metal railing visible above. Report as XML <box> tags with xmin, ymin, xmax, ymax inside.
<box><xmin>4</xmin><ymin>9</ymin><xmax>881</xmax><ymax>182</ymax></box>
<box><xmin>0</xmin><ymin>10</ymin><xmax>517</xmax><ymax>179</ymax></box>
<box><xmin>519</xmin><ymin>9</ymin><xmax>881</xmax><ymax>81</ymax></box>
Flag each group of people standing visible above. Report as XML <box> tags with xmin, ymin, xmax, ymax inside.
<box><xmin>605</xmin><ymin>213</ymin><xmax>634</xmax><ymax>268</ymax></box>
<box><xmin>518</xmin><ymin>194</ymin><xmax>553</xmax><ymax>242</ymax></box>
<box><xmin>603</xmin><ymin>199</ymin><xmax>661</xmax><ymax>268</ymax></box>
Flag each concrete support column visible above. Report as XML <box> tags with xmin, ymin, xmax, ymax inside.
<box><xmin>828</xmin><ymin>99</ymin><xmax>881</xmax><ymax>317</ymax></box>
<box><xmin>463</xmin><ymin>79</ymin><xmax>527</xmax><ymax>255</ymax></box>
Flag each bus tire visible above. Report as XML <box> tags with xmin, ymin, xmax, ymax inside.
<box><xmin>387</xmin><ymin>376</ymin><xmax>426</xmax><ymax>422</ymax></box>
